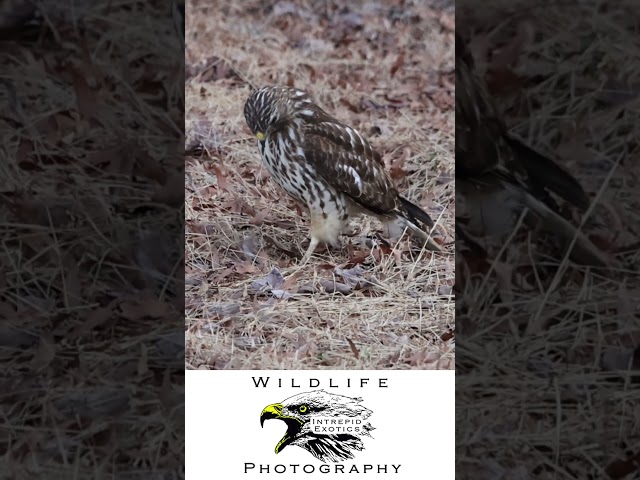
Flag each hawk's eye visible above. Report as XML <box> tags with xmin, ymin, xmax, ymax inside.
<box><xmin>299</xmin><ymin>405</ymin><xmax>308</xmax><ymax>413</ymax></box>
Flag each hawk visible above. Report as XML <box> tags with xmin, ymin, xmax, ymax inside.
<box><xmin>455</xmin><ymin>33</ymin><xmax>611</xmax><ymax>267</ymax></box>
<box><xmin>243</xmin><ymin>85</ymin><xmax>441</xmax><ymax>262</ymax></box>
<box><xmin>260</xmin><ymin>390</ymin><xmax>374</xmax><ymax>463</ymax></box>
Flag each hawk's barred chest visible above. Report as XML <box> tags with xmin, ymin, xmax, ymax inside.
<box><xmin>258</xmin><ymin>124</ymin><xmax>349</xmax><ymax>222</ymax></box>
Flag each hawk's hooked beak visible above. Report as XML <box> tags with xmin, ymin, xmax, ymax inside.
<box><xmin>260</xmin><ymin>403</ymin><xmax>303</xmax><ymax>454</ymax></box>
<box><xmin>255</xmin><ymin>132</ymin><xmax>266</xmax><ymax>141</ymax></box>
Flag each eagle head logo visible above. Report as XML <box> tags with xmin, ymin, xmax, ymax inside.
<box><xmin>260</xmin><ymin>390</ymin><xmax>375</xmax><ymax>463</ymax></box>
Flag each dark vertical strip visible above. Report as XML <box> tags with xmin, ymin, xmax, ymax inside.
<box><xmin>456</xmin><ymin>1</ymin><xmax>640</xmax><ymax>477</ymax></box>
<box><xmin>0</xmin><ymin>0</ymin><xmax>185</xmax><ymax>477</ymax></box>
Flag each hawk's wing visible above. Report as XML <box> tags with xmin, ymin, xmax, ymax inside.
<box><xmin>302</xmin><ymin>121</ymin><xmax>399</xmax><ymax>215</ymax></box>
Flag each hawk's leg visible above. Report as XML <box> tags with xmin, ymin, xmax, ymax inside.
<box><xmin>300</xmin><ymin>238</ymin><xmax>342</xmax><ymax>264</ymax></box>
<box><xmin>300</xmin><ymin>208</ymin><xmax>345</xmax><ymax>264</ymax></box>
<box><xmin>300</xmin><ymin>237</ymin><xmax>320</xmax><ymax>264</ymax></box>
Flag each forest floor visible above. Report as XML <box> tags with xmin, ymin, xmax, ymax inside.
<box><xmin>185</xmin><ymin>0</ymin><xmax>455</xmax><ymax>369</ymax></box>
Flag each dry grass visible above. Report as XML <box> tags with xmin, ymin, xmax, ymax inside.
<box><xmin>185</xmin><ymin>0</ymin><xmax>455</xmax><ymax>369</ymax></box>
<box><xmin>457</xmin><ymin>2</ymin><xmax>640</xmax><ymax>478</ymax></box>
<box><xmin>1</xmin><ymin>2</ymin><xmax>183</xmax><ymax>477</ymax></box>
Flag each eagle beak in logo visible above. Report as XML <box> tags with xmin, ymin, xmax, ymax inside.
<box><xmin>260</xmin><ymin>403</ymin><xmax>303</xmax><ymax>454</ymax></box>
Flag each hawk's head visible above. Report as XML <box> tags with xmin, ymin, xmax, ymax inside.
<box><xmin>244</xmin><ymin>86</ymin><xmax>319</xmax><ymax>141</ymax></box>
<box><xmin>260</xmin><ymin>390</ymin><xmax>375</xmax><ymax>463</ymax></box>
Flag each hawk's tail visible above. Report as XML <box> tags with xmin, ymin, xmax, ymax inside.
<box><xmin>396</xmin><ymin>196</ymin><xmax>442</xmax><ymax>252</ymax></box>
<box><xmin>398</xmin><ymin>195</ymin><xmax>435</xmax><ymax>228</ymax></box>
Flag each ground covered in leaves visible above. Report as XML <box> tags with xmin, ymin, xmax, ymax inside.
<box><xmin>185</xmin><ymin>0</ymin><xmax>455</xmax><ymax>369</ymax></box>
<box><xmin>456</xmin><ymin>1</ymin><xmax>640</xmax><ymax>478</ymax></box>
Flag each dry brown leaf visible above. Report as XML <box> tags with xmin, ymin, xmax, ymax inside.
<box><xmin>236</xmin><ymin>262</ymin><xmax>259</xmax><ymax>275</ymax></box>
<box><xmin>248</xmin><ymin>208</ymin><xmax>269</xmax><ymax>225</ymax></box>
<box><xmin>346</xmin><ymin>337</ymin><xmax>360</xmax><ymax>359</ymax></box>
<box><xmin>212</xmin><ymin>164</ymin><xmax>232</xmax><ymax>192</ymax></box>
<box><xmin>390</xmin><ymin>53</ymin><xmax>405</xmax><ymax>77</ymax></box>
<box><xmin>389</xmin><ymin>147</ymin><xmax>410</xmax><ymax>179</ymax></box>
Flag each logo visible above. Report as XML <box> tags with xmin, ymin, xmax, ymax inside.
<box><xmin>260</xmin><ymin>389</ymin><xmax>375</xmax><ymax>463</ymax></box>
